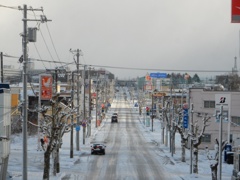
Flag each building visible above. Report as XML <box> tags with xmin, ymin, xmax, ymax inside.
<box><xmin>0</xmin><ymin>84</ymin><xmax>11</xmax><ymax>180</ymax></box>
<box><xmin>189</xmin><ymin>88</ymin><xmax>240</xmax><ymax>149</ymax></box>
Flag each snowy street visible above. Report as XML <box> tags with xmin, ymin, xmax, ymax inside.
<box><xmin>7</xmin><ymin>90</ymin><xmax>233</xmax><ymax>180</ymax></box>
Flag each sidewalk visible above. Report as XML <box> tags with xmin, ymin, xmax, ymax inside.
<box><xmin>138</xmin><ymin>114</ymin><xmax>233</xmax><ymax>180</ymax></box>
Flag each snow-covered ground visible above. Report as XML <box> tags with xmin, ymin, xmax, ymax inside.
<box><xmin>7</xmin><ymin>99</ymin><xmax>233</xmax><ymax>180</ymax></box>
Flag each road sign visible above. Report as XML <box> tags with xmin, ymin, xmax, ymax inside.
<box><xmin>153</xmin><ymin>92</ymin><xmax>166</xmax><ymax>97</ymax></box>
<box><xmin>232</xmin><ymin>0</ymin><xmax>240</xmax><ymax>23</ymax></box>
<box><xmin>183</xmin><ymin>109</ymin><xmax>188</xmax><ymax>128</ymax></box>
<box><xmin>82</xmin><ymin>122</ymin><xmax>86</xmax><ymax>127</ymax></box>
<box><xmin>82</xmin><ymin>120</ymin><xmax>86</xmax><ymax>127</ymax></box>
<box><xmin>150</xmin><ymin>73</ymin><xmax>167</xmax><ymax>78</ymax></box>
<box><xmin>76</xmin><ymin>125</ymin><xmax>80</xmax><ymax>131</ymax></box>
<box><xmin>145</xmin><ymin>75</ymin><xmax>151</xmax><ymax>81</ymax></box>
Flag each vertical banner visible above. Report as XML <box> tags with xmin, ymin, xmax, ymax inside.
<box><xmin>232</xmin><ymin>0</ymin><xmax>240</xmax><ymax>23</ymax></box>
<box><xmin>183</xmin><ymin>109</ymin><xmax>188</xmax><ymax>128</ymax></box>
<box><xmin>40</xmin><ymin>74</ymin><xmax>53</xmax><ymax>100</ymax></box>
<box><xmin>182</xmin><ymin>103</ymin><xmax>189</xmax><ymax>128</ymax></box>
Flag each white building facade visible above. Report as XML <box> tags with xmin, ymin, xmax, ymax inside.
<box><xmin>189</xmin><ymin>88</ymin><xmax>240</xmax><ymax>149</ymax></box>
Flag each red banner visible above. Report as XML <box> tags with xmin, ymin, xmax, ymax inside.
<box><xmin>40</xmin><ymin>75</ymin><xmax>53</xmax><ymax>100</ymax></box>
<box><xmin>232</xmin><ymin>0</ymin><xmax>240</xmax><ymax>23</ymax></box>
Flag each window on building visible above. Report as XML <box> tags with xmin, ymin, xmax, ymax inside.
<box><xmin>204</xmin><ymin>101</ymin><xmax>215</xmax><ymax>108</ymax></box>
<box><xmin>202</xmin><ymin>134</ymin><xmax>211</xmax><ymax>143</ymax></box>
<box><xmin>232</xmin><ymin>116</ymin><xmax>240</xmax><ymax>126</ymax></box>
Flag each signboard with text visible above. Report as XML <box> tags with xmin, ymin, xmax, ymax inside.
<box><xmin>150</xmin><ymin>72</ymin><xmax>167</xmax><ymax>78</ymax></box>
<box><xmin>232</xmin><ymin>0</ymin><xmax>240</xmax><ymax>23</ymax></box>
<box><xmin>215</xmin><ymin>94</ymin><xmax>231</xmax><ymax>108</ymax></box>
<box><xmin>215</xmin><ymin>94</ymin><xmax>231</xmax><ymax>123</ymax></box>
<box><xmin>183</xmin><ymin>109</ymin><xmax>188</xmax><ymax>128</ymax></box>
<box><xmin>145</xmin><ymin>74</ymin><xmax>151</xmax><ymax>81</ymax></box>
<box><xmin>40</xmin><ymin>74</ymin><xmax>53</xmax><ymax>100</ymax></box>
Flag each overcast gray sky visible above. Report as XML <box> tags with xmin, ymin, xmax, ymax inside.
<box><xmin>0</xmin><ymin>0</ymin><xmax>239</xmax><ymax>79</ymax></box>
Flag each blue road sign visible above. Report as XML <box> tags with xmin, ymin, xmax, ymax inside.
<box><xmin>76</xmin><ymin>125</ymin><xmax>80</xmax><ymax>131</ymax></box>
<box><xmin>150</xmin><ymin>73</ymin><xmax>167</xmax><ymax>78</ymax></box>
<box><xmin>183</xmin><ymin>109</ymin><xmax>188</xmax><ymax>128</ymax></box>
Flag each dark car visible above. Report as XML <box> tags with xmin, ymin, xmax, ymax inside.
<box><xmin>113</xmin><ymin>112</ymin><xmax>118</xmax><ymax>117</ymax></box>
<box><xmin>111</xmin><ymin>114</ymin><xmax>118</xmax><ymax>123</ymax></box>
<box><xmin>91</xmin><ymin>143</ymin><xmax>106</xmax><ymax>155</ymax></box>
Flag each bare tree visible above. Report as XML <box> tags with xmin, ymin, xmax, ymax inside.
<box><xmin>191</xmin><ymin>114</ymin><xmax>211</xmax><ymax>174</ymax></box>
<box><xmin>205</xmin><ymin>139</ymin><xmax>227</xmax><ymax>180</ymax></box>
<box><xmin>163</xmin><ymin>99</ymin><xmax>178</xmax><ymax>155</ymax></box>
<box><xmin>228</xmin><ymin>73</ymin><xmax>240</xmax><ymax>91</ymax></box>
<box><xmin>40</xmin><ymin>94</ymin><xmax>72</xmax><ymax>180</ymax></box>
<box><xmin>162</xmin><ymin>99</ymin><xmax>171</xmax><ymax>147</ymax></box>
<box><xmin>175</xmin><ymin>106</ymin><xmax>189</xmax><ymax>162</ymax></box>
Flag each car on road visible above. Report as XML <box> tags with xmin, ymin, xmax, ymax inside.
<box><xmin>91</xmin><ymin>143</ymin><xmax>106</xmax><ymax>155</ymax></box>
<box><xmin>112</xmin><ymin>112</ymin><xmax>118</xmax><ymax>117</ymax></box>
<box><xmin>111</xmin><ymin>113</ymin><xmax>118</xmax><ymax>123</ymax></box>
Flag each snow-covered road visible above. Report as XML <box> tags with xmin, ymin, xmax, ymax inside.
<box><xmin>7</xmin><ymin>88</ymin><xmax>233</xmax><ymax>179</ymax></box>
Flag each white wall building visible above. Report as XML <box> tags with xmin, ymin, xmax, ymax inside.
<box><xmin>189</xmin><ymin>88</ymin><xmax>240</xmax><ymax>149</ymax></box>
<box><xmin>0</xmin><ymin>84</ymin><xmax>11</xmax><ymax>179</ymax></box>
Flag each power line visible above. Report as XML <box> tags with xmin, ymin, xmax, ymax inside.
<box><xmin>2</xmin><ymin>53</ymin><xmax>234</xmax><ymax>73</ymax></box>
<box><xmin>84</xmin><ymin>64</ymin><xmax>234</xmax><ymax>73</ymax></box>
<box><xmin>3</xmin><ymin>54</ymin><xmax>71</xmax><ymax>65</ymax></box>
<box><xmin>45</xmin><ymin>22</ymin><xmax>62</xmax><ymax>65</ymax></box>
<box><xmin>33</xmin><ymin>43</ymin><xmax>47</xmax><ymax>69</ymax></box>
<box><xmin>0</xmin><ymin>4</ymin><xmax>19</xmax><ymax>10</ymax></box>
<box><xmin>35</xmin><ymin>21</ymin><xmax>57</xmax><ymax>67</ymax></box>
<box><xmin>43</xmin><ymin>9</ymin><xmax>63</xmax><ymax>67</ymax></box>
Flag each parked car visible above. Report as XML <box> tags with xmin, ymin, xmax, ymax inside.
<box><xmin>91</xmin><ymin>143</ymin><xmax>106</xmax><ymax>155</ymax></box>
<box><xmin>111</xmin><ymin>114</ymin><xmax>118</xmax><ymax>123</ymax></box>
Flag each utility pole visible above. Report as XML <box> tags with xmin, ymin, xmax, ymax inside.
<box><xmin>161</xmin><ymin>96</ymin><xmax>165</xmax><ymax>145</ymax></box>
<box><xmin>70</xmin><ymin>49</ymin><xmax>82</xmax><ymax>151</ymax></box>
<box><xmin>83</xmin><ymin>65</ymin><xmax>86</xmax><ymax>144</ymax></box>
<box><xmin>151</xmin><ymin>93</ymin><xmax>154</xmax><ymax>132</ymax></box>
<box><xmin>20</xmin><ymin>4</ymin><xmax>50</xmax><ymax>179</ymax></box>
<box><xmin>76</xmin><ymin>49</ymin><xmax>80</xmax><ymax>151</ymax></box>
<box><xmin>88</xmin><ymin>67</ymin><xmax>92</xmax><ymax>136</ymax></box>
<box><xmin>218</xmin><ymin>105</ymin><xmax>223</xmax><ymax>180</ymax></box>
<box><xmin>0</xmin><ymin>52</ymin><xmax>3</xmax><ymax>83</ymax></box>
<box><xmin>70</xmin><ymin>71</ymin><xmax>74</xmax><ymax>158</ymax></box>
<box><xmin>190</xmin><ymin>103</ymin><xmax>194</xmax><ymax>174</ymax></box>
<box><xmin>95</xmin><ymin>88</ymin><xmax>98</xmax><ymax>128</ymax></box>
<box><xmin>95</xmin><ymin>71</ymin><xmax>99</xmax><ymax>128</ymax></box>
<box><xmin>169</xmin><ymin>77</ymin><xmax>173</xmax><ymax>152</ymax></box>
<box><xmin>22</xmin><ymin>6</ymin><xmax>28</xmax><ymax>179</ymax></box>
